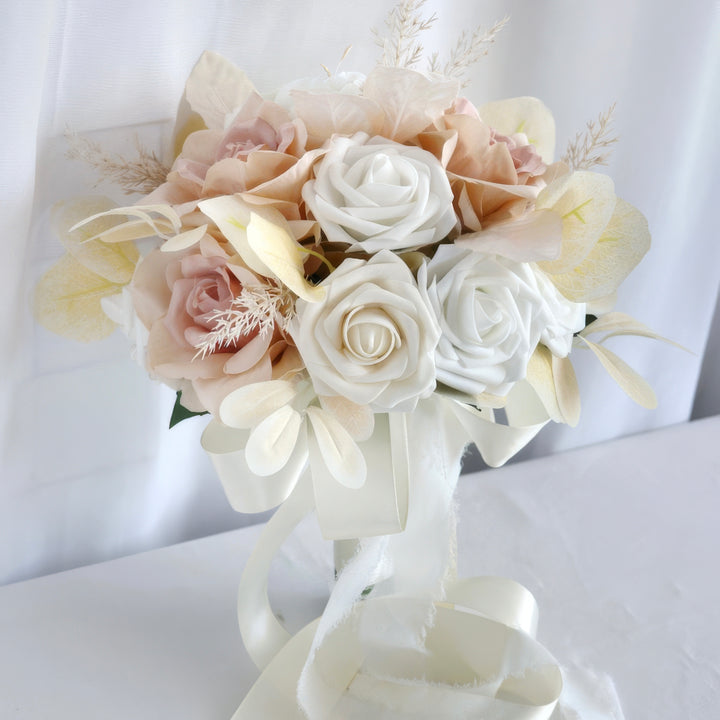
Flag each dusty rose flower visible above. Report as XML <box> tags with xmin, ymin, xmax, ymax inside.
<box><xmin>418</xmin><ymin>113</ymin><xmax>548</xmax><ymax>232</ymax></box>
<box><xmin>132</xmin><ymin>235</ymin><xmax>298</xmax><ymax>416</ymax></box>
<box><xmin>144</xmin><ymin>92</ymin><xmax>317</xmax><ymax>222</ymax></box>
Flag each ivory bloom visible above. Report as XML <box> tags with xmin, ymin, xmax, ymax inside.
<box><xmin>302</xmin><ymin>133</ymin><xmax>457</xmax><ymax>252</ymax></box>
<box><xmin>420</xmin><ymin>245</ymin><xmax>585</xmax><ymax>398</ymax></box>
<box><xmin>290</xmin><ymin>251</ymin><xmax>440</xmax><ymax>412</ymax></box>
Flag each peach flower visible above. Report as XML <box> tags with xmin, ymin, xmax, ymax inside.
<box><xmin>145</xmin><ymin>92</ymin><xmax>320</xmax><ymax>223</ymax></box>
<box><xmin>131</xmin><ymin>235</ymin><xmax>298</xmax><ymax>416</ymax></box>
<box><xmin>418</xmin><ymin>112</ymin><xmax>547</xmax><ymax>232</ymax></box>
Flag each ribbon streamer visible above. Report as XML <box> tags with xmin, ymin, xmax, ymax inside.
<box><xmin>206</xmin><ymin>393</ymin><xmax>592</xmax><ymax>718</ymax></box>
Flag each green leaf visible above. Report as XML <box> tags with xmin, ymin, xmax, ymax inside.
<box><xmin>169</xmin><ymin>391</ymin><xmax>209</xmax><ymax>428</ymax></box>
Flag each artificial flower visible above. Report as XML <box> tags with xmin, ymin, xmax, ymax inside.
<box><xmin>132</xmin><ymin>234</ymin><xmax>298</xmax><ymax>416</ymax></box>
<box><xmin>420</xmin><ymin>245</ymin><xmax>585</xmax><ymax>398</ymax></box>
<box><xmin>290</xmin><ymin>250</ymin><xmax>440</xmax><ymax>412</ymax></box>
<box><xmin>302</xmin><ymin>132</ymin><xmax>457</xmax><ymax>252</ymax></box>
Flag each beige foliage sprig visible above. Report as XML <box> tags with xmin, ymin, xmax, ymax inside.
<box><xmin>65</xmin><ymin>131</ymin><xmax>170</xmax><ymax>195</ymax></box>
<box><xmin>193</xmin><ymin>284</ymin><xmax>296</xmax><ymax>359</ymax></box>
<box><xmin>562</xmin><ymin>103</ymin><xmax>619</xmax><ymax>171</ymax></box>
<box><xmin>373</xmin><ymin>0</ymin><xmax>437</xmax><ymax>70</ymax></box>
<box><xmin>428</xmin><ymin>16</ymin><xmax>510</xmax><ymax>86</ymax></box>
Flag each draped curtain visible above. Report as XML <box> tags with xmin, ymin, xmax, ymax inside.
<box><xmin>1</xmin><ymin>0</ymin><xmax>718</xmax><ymax>585</ymax></box>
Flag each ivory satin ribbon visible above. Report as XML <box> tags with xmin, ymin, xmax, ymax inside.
<box><xmin>201</xmin><ymin>394</ymin><xmax>570</xmax><ymax>718</ymax></box>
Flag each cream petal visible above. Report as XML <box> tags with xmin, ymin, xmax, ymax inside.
<box><xmin>182</xmin><ymin>51</ymin><xmax>256</xmax><ymax>130</ymax></box>
<box><xmin>160</xmin><ymin>224</ymin><xmax>209</xmax><ymax>252</ymax></box>
<box><xmin>52</xmin><ymin>197</ymin><xmax>139</xmax><ymax>283</ymax></box>
<box><xmin>363</xmin><ymin>66</ymin><xmax>459</xmax><ymax>143</ymax></box>
<box><xmin>306</xmin><ymin>406</ymin><xmax>366</xmax><ymax>489</ymax></box>
<box><xmin>578</xmin><ymin>337</ymin><xmax>657</xmax><ymax>408</ymax></box>
<box><xmin>455</xmin><ymin>210</ymin><xmax>562</xmax><ymax>262</ymax></box>
<box><xmin>537</xmin><ymin>171</ymin><xmax>616</xmax><ymax>275</ymax></box>
<box><xmin>547</xmin><ymin>198</ymin><xmax>651</xmax><ymax>301</ymax></box>
<box><xmin>197</xmin><ymin>195</ymin><xmax>266</xmax><ymax>275</ymax></box>
<box><xmin>219</xmin><ymin>379</ymin><xmax>298</xmax><ymax>428</ymax></box>
<box><xmin>580</xmin><ymin>312</ymin><xmax>687</xmax><ymax>350</ymax></box>
<box><xmin>34</xmin><ymin>254</ymin><xmax>120</xmax><ymax>342</ymax></box>
<box><xmin>246</xmin><ymin>211</ymin><xmax>326</xmax><ymax>302</ymax></box>
<box><xmin>291</xmin><ymin>90</ymin><xmax>384</xmax><ymax>144</ymax></box>
<box><xmin>245</xmin><ymin>405</ymin><xmax>303</xmax><ymax>476</ymax></box>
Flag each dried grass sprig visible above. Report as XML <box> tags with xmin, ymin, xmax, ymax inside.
<box><xmin>373</xmin><ymin>0</ymin><xmax>437</xmax><ymax>69</ymax></box>
<box><xmin>562</xmin><ymin>103</ymin><xmax>619</xmax><ymax>171</ymax></box>
<box><xmin>432</xmin><ymin>16</ymin><xmax>509</xmax><ymax>86</ymax></box>
<box><xmin>193</xmin><ymin>284</ymin><xmax>296</xmax><ymax>360</ymax></box>
<box><xmin>65</xmin><ymin>131</ymin><xmax>170</xmax><ymax>195</ymax></box>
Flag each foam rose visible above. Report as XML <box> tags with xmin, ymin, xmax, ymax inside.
<box><xmin>290</xmin><ymin>250</ymin><xmax>440</xmax><ymax>412</ymax></box>
<box><xmin>302</xmin><ymin>133</ymin><xmax>457</xmax><ymax>253</ymax></box>
<box><xmin>132</xmin><ymin>235</ymin><xmax>297</xmax><ymax>416</ymax></box>
<box><xmin>420</xmin><ymin>245</ymin><xmax>585</xmax><ymax>398</ymax></box>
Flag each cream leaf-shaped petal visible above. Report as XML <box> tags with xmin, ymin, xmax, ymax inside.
<box><xmin>246</xmin><ymin>211</ymin><xmax>325</xmax><ymax>302</ymax></box>
<box><xmin>306</xmin><ymin>406</ymin><xmax>366</xmax><ymax>489</ymax></box>
<box><xmin>455</xmin><ymin>209</ymin><xmax>562</xmax><ymax>262</ymax></box>
<box><xmin>363</xmin><ymin>66</ymin><xmax>459</xmax><ymax>143</ymax></box>
<box><xmin>580</xmin><ymin>311</ymin><xmax>688</xmax><ymax>350</ymax></box>
<box><xmin>183</xmin><ymin>51</ymin><xmax>256</xmax><ymax>130</ymax></box>
<box><xmin>198</xmin><ymin>195</ymin><xmax>266</xmax><ymax>274</ymax></box>
<box><xmin>219</xmin><ymin>379</ymin><xmax>298</xmax><ymax>428</ymax></box>
<box><xmin>160</xmin><ymin>224</ymin><xmax>209</xmax><ymax>252</ymax></box>
<box><xmin>34</xmin><ymin>253</ymin><xmax>121</xmax><ymax>342</ymax></box>
<box><xmin>245</xmin><ymin>405</ymin><xmax>303</xmax><ymax>476</ymax></box>
<box><xmin>88</xmin><ymin>217</ymin><xmax>176</xmax><ymax>244</ymax></box>
<box><xmin>477</xmin><ymin>97</ymin><xmax>556</xmax><ymax>163</ymax></box>
<box><xmin>579</xmin><ymin>337</ymin><xmax>657</xmax><ymax>408</ymax></box>
<box><xmin>525</xmin><ymin>346</ymin><xmax>581</xmax><ymax>426</ymax></box>
<box><xmin>537</xmin><ymin>171</ymin><xmax>616</xmax><ymax>275</ymax></box>
<box><xmin>553</xmin><ymin>354</ymin><xmax>581</xmax><ymax>427</ymax></box>
<box><xmin>526</xmin><ymin>346</ymin><xmax>564</xmax><ymax>424</ymax></box>
<box><xmin>547</xmin><ymin>199</ymin><xmax>650</xmax><ymax>301</ymax></box>
<box><xmin>53</xmin><ymin>197</ymin><xmax>139</xmax><ymax>283</ymax></box>
<box><xmin>318</xmin><ymin>396</ymin><xmax>375</xmax><ymax>442</ymax></box>
<box><xmin>70</xmin><ymin>203</ymin><xmax>183</xmax><ymax>243</ymax></box>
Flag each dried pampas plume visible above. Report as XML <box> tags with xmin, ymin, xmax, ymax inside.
<box><xmin>193</xmin><ymin>284</ymin><xmax>296</xmax><ymax>360</ymax></box>
<box><xmin>373</xmin><ymin>0</ymin><xmax>508</xmax><ymax>86</ymax></box>
<box><xmin>563</xmin><ymin>104</ymin><xmax>619</xmax><ymax>171</ymax></box>
<box><xmin>65</xmin><ymin>131</ymin><xmax>170</xmax><ymax>195</ymax></box>
<box><xmin>428</xmin><ymin>16</ymin><xmax>509</xmax><ymax>86</ymax></box>
<box><xmin>373</xmin><ymin>0</ymin><xmax>437</xmax><ymax>70</ymax></box>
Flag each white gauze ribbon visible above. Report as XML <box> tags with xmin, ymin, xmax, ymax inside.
<box><xmin>203</xmin><ymin>392</ymin><xmax>570</xmax><ymax>718</ymax></box>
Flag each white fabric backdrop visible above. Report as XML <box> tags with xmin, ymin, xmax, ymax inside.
<box><xmin>1</xmin><ymin>0</ymin><xmax>718</xmax><ymax>585</ymax></box>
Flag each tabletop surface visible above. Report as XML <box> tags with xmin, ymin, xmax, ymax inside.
<box><xmin>1</xmin><ymin>416</ymin><xmax>718</xmax><ymax>719</ymax></box>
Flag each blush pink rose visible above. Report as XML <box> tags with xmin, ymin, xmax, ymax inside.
<box><xmin>144</xmin><ymin>92</ymin><xmax>318</xmax><ymax>222</ymax></box>
<box><xmin>418</xmin><ymin>113</ymin><xmax>548</xmax><ymax>232</ymax></box>
<box><xmin>132</xmin><ymin>235</ymin><xmax>298</xmax><ymax>416</ymax></box>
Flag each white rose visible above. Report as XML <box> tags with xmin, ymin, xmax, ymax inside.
<box><xmin>535</xmin><ymin>269</ymin><xmax>586</xmax><ymax>357</ymax></box>
<box><xmin>290</xmin><ymin>250</ymin><xmax>440</xmax><ymax>412</ymax></box>
<box><xmin>420</xmin><ymin>245</ymin><xmax>585</xmax><ymax>398</ymax></box>
<box><xmin>302</xmin><ymin>132</ymin><xmax>457</xmax><ymax>253</ymax></box>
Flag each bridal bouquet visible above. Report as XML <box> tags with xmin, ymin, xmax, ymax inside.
<box><xmin>34</xmin><ymin>3</ymin><xmax>669</xmax><ymax>716</ymax></box>
<box><xmin>35</xmin><ymin>13</ymin><xmax>660</xmax><ymax>488</ymax></box>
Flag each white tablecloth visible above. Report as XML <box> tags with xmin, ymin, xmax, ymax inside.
<box><xmin>1</xmin><ymin>416</ymin><xmax>718</xmax><ymax>718</ymax></box>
